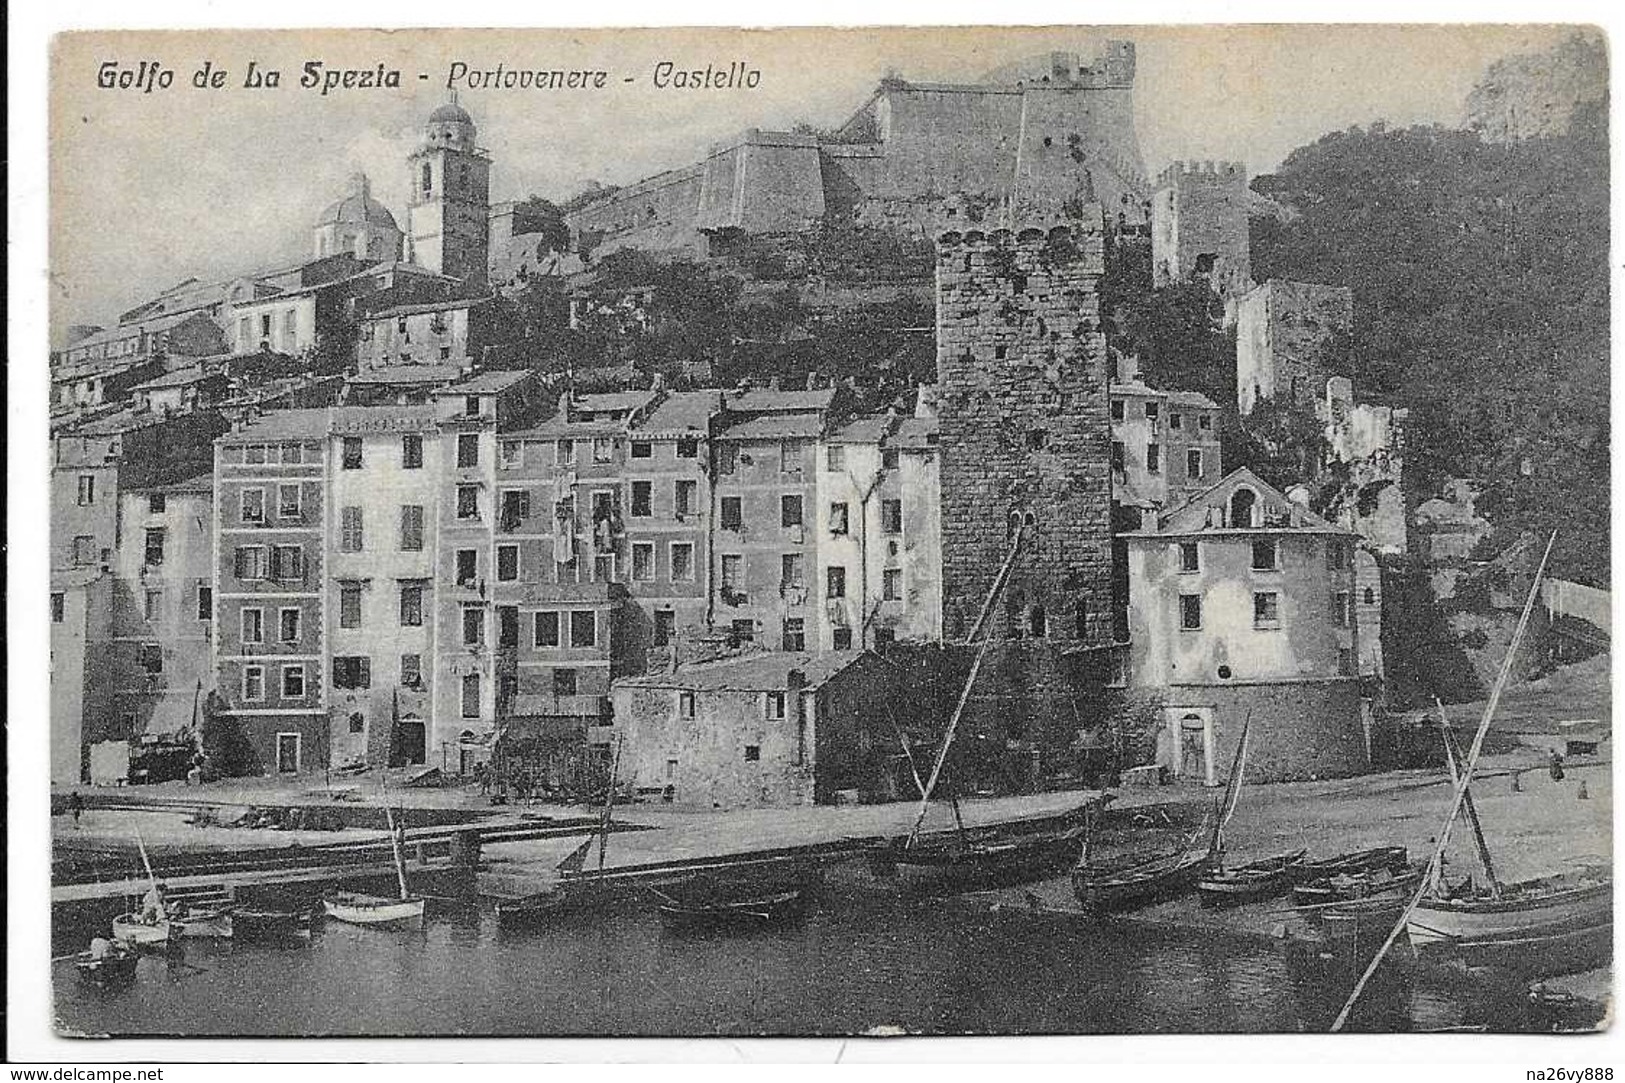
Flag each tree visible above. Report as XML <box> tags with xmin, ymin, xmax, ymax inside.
<box><xmin>511</xmin><ymin>196</ymin><xmax>572</xmax><ymax>256</ymax></box>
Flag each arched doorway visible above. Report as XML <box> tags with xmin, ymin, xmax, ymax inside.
<box><xmin>1160</xmin><ymin>707</ymin><xmax>1217</xmax><ymax>787</ymax></box>
<box><xmin>1230</xmin><ymin>488</ymin><xmax>1257</xmax><ymax>528</ymax></box>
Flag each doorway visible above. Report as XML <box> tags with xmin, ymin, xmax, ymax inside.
<box><xmin>1160</xmin><ymin>708</ymin><xmax>1217</xmax><ymax>787</ymax></box>
<box><xmin>275</xmin><ymin>732</ymin><xmax>301</xmax><ymax>775</ymax></box>
<box><xmin>395</xmin><ymin>718</ymin><xmax>427</xmax><ymax>766</ymax></box>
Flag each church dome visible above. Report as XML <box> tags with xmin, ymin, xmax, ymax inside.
<box><xmin>429</xmin><ymin>102</ymin><xmax>474</xmax><ymax>125</ymax></box>
<box><xmin>315</xmin><ymin>173</ymin><xmax>399</xmax><ymax>230</ymax></box>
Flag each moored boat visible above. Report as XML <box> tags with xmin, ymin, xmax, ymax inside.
<box><xmin>653</xmin><ymin>886</ymin><xmax>806</xmax><ymax>929</ymax></box>
<box><xmin>110</xmin><ymin>913</ymin><xmax>170</xmax><ymax>947</ymax></box>
<box><xmin>74</xmin><ymin>944</ymin><xmax>140</xmax><ymax>987</ymax></box>
<box><xmin>880</xmin><ymin>814</ymin><xmax>1092</xmax><ymax>893</ymax></box>
<box><xmin>1292</xmin><ymin>862</ymin><xmax>1426</xmax><ymax>907</ymax></box>
<box><xmin>1288</xmin><ymin>846</ymin><xmax>1408</xmax><ymax>886</ymax></box>
<box><xmin>231</xmin><ymin>905</ymin><xmax>314</xmax><ymax>941</ymax></box>
<box><xmin>323</xmin><ymin>891</ymin><xmax>427</xmax><ymax>928</ymax></box>
<box><xmin>1072</xmin><ymin>847</ymin><xmax>1212</xmax><ymax>912</ymax></box>
<box><xmin>1407</xmin><ymin>869</ymin><xmax>1612</xmax><ymax>974</ymax></box>
<box><xmin>171</xmin><ymin>906</ymin><xmax>234</xmax><ymax>939</ymax></box>
<box><xmin>1198</xmin><ymin>849</ymin><xmax>1308</xmax><ymax>907</ymax></box>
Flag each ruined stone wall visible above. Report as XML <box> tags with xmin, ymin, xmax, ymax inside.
<box><xmin>1236</xmin><ymin>280</ymin><xmax>1354</xmax><ymax>415</ymax></box>
<box><xmin>934</xmin><ymin>217</ymin><xmax>1116</xmax><ymax>744</ymax></box>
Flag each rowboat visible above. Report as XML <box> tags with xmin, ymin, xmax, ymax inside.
<box><xmin>653</xmin><ymin>886</ymin><xmax>806</xmax><ymax>930</ymax></box>
<box><xmin>1289</xmin><ymin>846</ymin><xmax>1408</xmax><ymax>886</ymax></box>
<box><xmin>1293</xmin><ymin>863</ymin><xmax>1426</xmax><ymax>907</ymax></box>
<box><xmin>879</xmin><ymin>815</ymin><xmax>1092</xmax><ymax>892</ymax></box>
<box><xmin>110</xmin><ymin>913</ymin><xmax>170</xmax><ymax>947</ymax></box>
<box><xmin>74</xmin><ymin>945</ymin><xmax>140</xmax><ymax>987</ymax></box>
<box><xmin>1071</xmin><ymin>846</ymin><xmax>1213</xmax><ymax>912</ymax></box>
<box><xmin>323</xmin><ymin>891</ymin><xmax>426</xmax><ymax>927</ymax></box>
<box><xmin>230</xmin><ymin>905</ymin><xmax>313</xmax><ymax>942</ymax></box>
<box><xmin>171</xmin><ymin>906</ymin><xmax>234</xmax><ymax>939</ymax></box>
<box><xmin>1408</xmin><ymin>869</ymin><xmax>1612</xmax><ymax>973</ymax></box>
<box><xmin>1198</xmin><ymin>849</ymin><xmax>1307</xmax><ymax>907</ymax></box>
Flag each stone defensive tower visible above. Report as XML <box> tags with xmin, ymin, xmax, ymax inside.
<box><xmin>407</xmin><ymin>101</ymin><xmax>491</xmax><ymax>288</ymax></box>
<box><xmin>1151</xmin><ymin>160</ymin><xmax>1251</xmax><ymax>300</ymax></box>
<box><xmin>934</xmin><ymin>215</ymin><xmax>1117</xmax><ymax>751</ymax></box>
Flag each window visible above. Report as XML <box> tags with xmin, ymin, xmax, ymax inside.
<box><xmin>781</xmin><ymin>554</ymin><xmax>805</xmax><ymax>591</ymax></box>
<box><xmin>1111</xmin><ymin>441</ymin><xmax>1126</xmax><ymax>471</ymax></box>
<box><xmin>1251</xmin><ymin>538</ymin><xmax>1278</xmax><ymax>571</ymax></box>
<box><xmin>882</xmin><ymin>500</ymin><xmax>902</xmax><ymax>535</ymax></box>
<box><xmin>1179</xmin><ymin>541</ymin><xmax>1200</xmax><ymax>573</ymax></box>
<box><xmin>1186</xmin><ymin>449</ymin><xmax>1203</xmax><ymax>480</ymax></box>
<box><xmin>1339</xmin><ymin>649</ymin><xmax>1356</xmax><ymax>677</ymax></box>
<box><xmin>500</xmin><ymin>441</ymin><xmax>522</xmax><ymax>469</ymax></box>
<box><xmin>144</xmin><ymin>590</ymin><xmax>162</xmax><ymax>621</ymax></box>
<box><xmin>279</xmin><ymin>607</ymin><xmax>301</xmax><ymax>643</ymax></box>
<box><xmin>571</xmin><ymin>610</ymin><xmax>597</xmax><ymax>648</ymax></box>
<box><xmin>456</xmin><ymin>485</ymin><xmax>480</xmax><ymax>520</ymax></box>
<box><xmin>720</xmin><ymin>554</ymin><xmax>743</xmax><ymax>594</ymax></box>
<box><xmin>534</xmin><ymin>611</ymin><xmax>560</xmax><ymax>648</ymax></box>
<box><xmin>1179</xmin><ymin>594</ymin><xmax>1202</xmax><ymax>631</ymax></box>
<box><xmin>631</xmin><ymin>481</ymin><xmax>652</xmax><ymax>517</ymax></box>
<box><xmin>593</xmin><ymin>553</ymin><xmax>616</xmax><ymax>583</ymax></box>
<box><xmin>717</xmin><ymin>444</ymin><xmax>737</xmax><ymax>475</ymax></box>
<box><xmin>675</xmin><ymin>480</ymin><xmax>696</xmax><ymax>518</ymax></box>
<box><xmin>592</xmin><ymin>437</ymin><xmax>613</xmax><ymax>464</ymax></box>
<box><xmin>556</xmin><ymin>439</ymin><xmax>576</xmax><ymax>466</ymax></box>
<box><xmin>882</xmin><ymin>448</ymin><xmax>900</xmax><ymax>470</ymax></box>
<box><xmin>679</xmin><ymin>691</ymin><xmax>696</xmax><ymax>719</ymax></box>
<box><xmin>461</xmin><ymin>674</ymin><xmax>480</xmax><ymax>718</ymax></box>
<box><xmin>553</xmin><ymin>668</ymin><xmax>578</xmax><ymax>697</ymax></box>
<box><xmin>1147</xmin><ymin>443</ymin><xmax>1161</xmax><ymax>474</ymax></box>
<box><xmin>1327</xmin><ymin>539</ymin><xmax>1351</xmax><ymax>570</ymax></box>
<box><xmin>241</xmin><ymin>488</ymin><xmax>266</xmax><ymax>525</ymax></box>
<box><xmin>1231</xmin><ymin>489</ymin><xmax>1257</xmax><ymax>529</ymax></box>
<box><xmin>77</xmin><ymin>475</ymin><xmax>95</xmax><ymax>505</ymax></box>
<box><xmin>720</xmin><ymin>497</ymin><xmax>743</xmax><ymax>531</ymax></box>
<box><xmin>833</xmin><ymin>627</ymin><xmax>853</xmax><ymax>650</ymax></box>
<box><xmin>400</xmin><ymin>584</ymin><xmax>424</xmax><ymax>627</ymax></box>
<box><xmin>457</xmin><ymin>434</ymin><xmax>479</xmax><ymax>468</ymax></box>
<box><xmin>197</xmin><ymin>586</ymin><xmax>212</xmax><ymax>622</ymax></box>
<box><xmin>400</xmin><ymin>505</ymin><xmax>424</xmax><ymax>551</ymax></box>
<box><xmin>332</xmin><ymin>656</ymin><xmax>372</xmax><ymax>689</ymax></box>
<box><xmin>653</xmin><ymin>610</ymin><xmax>675</xmax><ymax>647</ymax></box>
<box><xmin>340</xmin><ymin>506</ymin><xmax>363</xmax><ymax>552</ymax></box>
<box><xmin>340</xmin><ymin>583</ymin><xmax>362</xmax><ymax>628</ymax></box>
<box><xmin>826</xmin><ymin>566</ymin><xmax>847</xmax><ymax>599</ymax></box>
<box><xmin>744</xmin><ymin>745</ymin><xmax>761</xmax><ymax>762</ymax></box>
<box><xmin>272</xmin><ymin>546</ymin><xmax>304</xmax><ymax>581</ymax></box>
<box><xmin>499</xmin><ymin>489</ymin><xmax>530</xmax><ymax>530</ymax></box>
<box><xmin>498</xmin><ymin>606</ymin><xmax>519</xmax><ymax>648</ymax></box>
<box><xmin>497</xmin><ymin>545</ymin><xmax>519</xmax><ymax>582</ymax></box>
<box><xmin>243</xmin><ymin>666</ymin><xmax>265</xmax><ymax>702</ymax></box>
<box><xmin>782</xmin><ymin>618</ymin><xmax>806</xmax><ymax>651</ymax></box>
<box><xmin>456</xmin><ymin>549</ymin><xmax>478</xmax><ymax>585</ymax></box>
<box><xmin>138</xmin><ymin>643</ymin><xmax>163</xmax><ymax>675</ymax></box>
<box><xmin>244</xmin><ymin>444</ymin><xmax>267</xmax><ymax>466</ymax></box>
<box><xmin>1198</xmin><ymin>413</ymin><xmax>1213</xmax><ymax>431</ymax></box>
<box><xmin>827</xmin><ymin>446</ymin><xmax>846</xmax><ymax>471</ymax></box>
<box><xmin>731</xmin><ymin>619</ymin><xmax>756</xmax><ymax>644</ymax></box>
<box><xmin>1145</xmin><ymin>401</ymin><xmax>1160</xmax><ymax>422</ymax></box>
<box><xmin>234</xmin><ymin>545</ymin><xmax>268</xmax><ymax>580</ymax></box>
<box><xmin>677</xmin><ymin>438</ymin><xmax>698</xmax><ymax>459</ymax></box>
<box><xmin>148</xmin><ymin>494</ymin><xmax>167</xmax><ymax>514</ymax></box>
<box><xmin>51</xmin><ymin>593</ymin><xmax>64</xmax><ymax>623</ymax></box>
<box><xmin>72</xmin><ymin>536</ymin><xmax>98</xmax><ymax>566</ymax></box>
<box><xmin>671</xmin><ymin>543</ymin><xmax>695</xmax><ymax>582</ymax></box>
<box><xmin>241</xmin><ymin>607</ymin><xmax>264</xmax><ymax>645</ymax></box>
<box><xmin>144</xmin><ymin>527</ymin><xmax>166</xmax><ymax>567</ymax></box>
<box><xmin>348</xmin><ymin>711</ymin><xmax>366</xmax><ymax>735</ymax></box>
<box><xmin>781</xmin><ymin>494</ymin><xmax>804</xmax><ymax>528</ymax></box>
<box><xmin>1364</xmin><ymin>587</ymin><xmax>1376</xmax><ymax>606</ymax></box>
<box><xmin>342</xmin><ymin>437</ymin><xmax>363</xmax><ymax>469</ymax></box>
<box><xmin>631</xmin><ymin>441</ymin><xmax>652</xmax><ymax>459</ymax></box>
<box><xmin>402</xmin><ymin>434</ymin><xmax>423</xmax><ymax>469</ymax></box>
<box><xmin>1332</xmin><ymin>591</ymin><xmax>1352</xmax><ymax>627</ymax></box>
<box><xmin>278</xmin><ymin>484</ymin><xmax>302</xmax><ymax>519</ymax></box>
<box><xmin>282</xmin><ymin>665</ymin><xmax>306</xmax><ymax>699</ymax></box>
<box><xmin>1170</xmin><ymin>412</ymin><xmax>1183</xmax><ymax>431</ymax></box>
<box><xmin>781</xmin><ymin>441</ymin><xmax>805</xmax><ymax>475</ymax></box>
<box><xmin>829</xmin><ymin>502</ymin><xmax>849</xmax><ymax>536</ymax></box>
<box><xmin>1254</xmin><ymin>592</ymin><xmax>1280</xmax><ymax>628</ymax></box>
<box><xmin>462</xmin><ymin>607</ymin><xmax>483</xmax><ymax>646</ymax></box>
<box><xmin>632</xmin><ymin>542</ymin><xmax>655</xmax><ymax>582</ymax></box>
<box><xmin>765</xmin><ymin>691</ymin><xmax>787</xmax><ymax>719</ymax></box>
<box><xmin>401</xmin><ymin>654</ymin><xmax>422</xmax><ymax>689</ymax></box>
<box><xmin>1110</xmin><ymin>399</ymin><xmax>1125</xmax><ymax>421</ymax></box>
<box><xmin>883</xmin><ymin>568</ymin><xmax>902</xmax><ymax>601</ymax></box>
<box><xmin>464</xmin><ymin>395</ymin><xmax>482</xmax><ymax>417</ymax></box>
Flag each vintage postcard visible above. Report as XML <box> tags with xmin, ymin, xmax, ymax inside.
<box><xmin>34</xmin><ymin>20</ymin><xmax>1611</xmax><ymax>1046</ymax></box>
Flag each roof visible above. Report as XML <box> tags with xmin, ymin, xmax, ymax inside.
<box><xmin>614</xmin><ymin>650</ymin><xmax>868</xmax><ymax>692</ymax></box>
<box><xmin>128</xmin><ymin>471</ymin><xmax>213</xmax><ymax>495</ymax></box>
<box><xmin>364</xmin><ymin>296</ymin><xmax>489</xmax><ymax>320</ymax></box>
<box><xmin>68</xmin><ymin>407</ymin><xmax>190</xmax><ymax>437</ymax></box>
<box><xmin>505</xmin><ymin>410</ymin><xmax>620</xmax><ymax>440</ymax></box>
<box><xmin>724</xmin><ymin>388</ymin><xmax>836</xmax><ymax>414</ymax></box>
<box><xmin>315</xmin><ymin>175</ymin><xmax>400</xmax><ymax>231</ymax></box>
<box><xmin>717</xmin><ymin>413</ymin><xmax>825</xmax><ymax>440</ymax></box>
<box><xmin>1110</xmin><ymin>380</ymin><xmax>1219</xmax><ymax>409</ymax></box>
<box><xmin>129</xmin><ymin>365</ymin><xmax>224</xmax><ymax>392</ymax></box>
<box><xmin>221</xmin><ymin>408</ymin><xmax>335</xmax><ymax>441</ymax></box>
<box><xmin>573</xmin><ymin>390</ymin><xmax>655</xmax><ymax>415</ymax></box>
<box><xmin>429</xmin><ymin>102</ymin><xmax>474</xmax><ymax>125</ymax></box>
<box><xmin>442</xmin><ymin>369</ymin><xmax>533</xmax><ymax>395</ymax></box>
<box><xmin>893</xmin><ymin>416</ymin><xmax>940</xmax><ymax>448</ymax></box>
<box><xmin>1138</xmin><ymin>467</ymin><xmax>1350</xmax><ymax>537</ymax></box>
<box><xmin>636</xmin><ymin>390</ymin><xmax>722</xmax><ymax>433</ymax></box>
<box><xmin>829</xmin><ymin>416</ymin><xmax>893</xmax><ymax>444</ymax></box>
<box><xmin>347</xmin><ymin>364</ymin><xmax>466</xmax><ymax>386</ymax></box>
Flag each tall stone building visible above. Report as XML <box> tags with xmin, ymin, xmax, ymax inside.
<box><xmin>1150</xmin><ymin>160</ymin><xmax>1252</xmax><ymax>301</ymax></box>
<box><xmin>934</xmin><ymin>215</ymin><xmax>1118</xmax><ymax>753</ymax></box>
<box><xmin>1236</xmin><ymin>279</ymin><xmax>1354</xmax><ymax>416</ymax></box>
<box><xmin>407</xmin><ymin>102</ymin><xmax>491</xmax><ymax>288</ymax></box>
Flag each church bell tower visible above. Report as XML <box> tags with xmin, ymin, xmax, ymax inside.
<box><xmin>406</xmin><ymin>99</ymin><xmax>490</xmax><ymax>288</ymax></box>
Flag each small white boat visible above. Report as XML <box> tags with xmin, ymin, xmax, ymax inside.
<box><xmin>172</xmin><ymin>908</ymin><xmax>234</xmax><ymax>939</ymax></box>
<box><xmin>323</xmin><ymin>891</ymin><xmax>426</xmax><ymax>928</ymax></box>
<box><xmin>111</xmin><ymin>914</ymin><xmax>170</xmax><ymax>946</ymax></box>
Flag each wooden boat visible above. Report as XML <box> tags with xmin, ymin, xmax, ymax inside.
<box><xmin>652</xmin><ymin>885</ymin><xmax>806</xmax><ymax>929</ymax></box>
<box><xmin>74</xmin><ymin>945</ymin><xmax>140</xmax><ymax>987</ymax></box>
<box><xmin>1293</xmin><ymin>862</ymin><xmax>1426</xmax><ymax>907</ymax></box>
<box><xmin>1408</xmin><ymin>869</ymin><xmax>1613</xmax><ymax>973</ymax></box>
<box><xmin>171</xmin><ymin>906</ymin><xmax>234</xmax><ymax>939</ymax></box>
<box><xmin>110</xmin><ymin>913</ymin><xmax>171</xmax><ymax>947</ymax></box>
<box><xmin>1198</xmin><ymin>849</ymin><xmax>1307</xmax><ymax>907</ymax></box>
<box><xmin>230</xmin><ymin>905</ymin><xmax>314</xmax><ymax>941</ymax></box>
<box><xmin>324</xmin><ymin>804</ymin><xmax>425</xmax><ymax>928</ymax></box>
<box><xmin>1289</xmin><ymin>846</ymin><xmax>1408</xmax><ymax>886</ymax></box>
<box><xmin>880</xmin><ymin>813</ymin><xmax>1093</xmax><ymax>892</ymax></box>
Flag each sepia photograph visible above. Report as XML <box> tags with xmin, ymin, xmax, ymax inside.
<box><xmin>25</xmin><ymin>15</ymin><xmax>1614</xmax><ymax>1048</ymax></box>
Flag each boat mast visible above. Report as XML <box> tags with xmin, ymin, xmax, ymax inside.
<box><xmin>1208</xmin><ymin>712</ymin><xmax>1252</xmax><ymax>862</ymax></box>
<box><xmin>1331</xmin><ymin>531</ymin><xmax>1556</xmax><ymax>1032</ymax></box>
<box><xmin>596</xmin><ymin>735</ymin><xmax>624</xmax><ymax>876</ymax></box>
<box><xmin>133</xmin><ymin>827</ymin><xmax>161</xmax><ymax>914</ymax></box>
<box><xmin>1436</xmin><ymin>700</ymin><xmax>1501</xmax><ymax>897</ymax></box>
<box><xmin>384</xmin><ymin>804</ymin><xmax>409</xmax><ymax>901</ymax></box>
<box><xmin>906</xmin><ymin>521</ymin><xmax>1027</xmax><ymax>847</ymax></box>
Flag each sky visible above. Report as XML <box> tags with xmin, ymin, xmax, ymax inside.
<box><xmin>49</xmin><ymin>23</ymin><xmax>1585</xmax><ymax>338</ymax></box>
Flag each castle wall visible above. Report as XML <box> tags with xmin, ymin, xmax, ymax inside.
<box><xmin>1151</xmin><ymin>161</ymin><xmax>1252</xmax><ymax>297</ymax></box>
<box><xmin>697</xmin><ymin>130</ymin><xmax>826</xmax><ymax>234</ymax></box>
<box><xmin>1237</xmin><ymin>280</ymin><xmax>1354</xmax><ymax>415</ymax></box>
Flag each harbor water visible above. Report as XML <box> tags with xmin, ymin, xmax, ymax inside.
<box><xmin>53</xmin><ymin>885</ymin><xmax>1547</xmax><ymax>1037</ymax></box>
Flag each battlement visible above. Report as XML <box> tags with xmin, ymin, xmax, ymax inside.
<box><xmin>1155</xmin><ymin>159</ymin><xmax>1247</xmax><ymax>189</ymax></box>
<box><xmin>980</xmin><ymin>40</ymin><xmax>1136</xmax><ymax>89</ymax></box>
<box><xmin>935</xmin><ymin>212</ymin><xmax>1107</xmax><ymax>255</ymax></box>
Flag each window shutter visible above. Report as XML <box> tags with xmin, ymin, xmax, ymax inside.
<box><xmin>359</xmin><ymin>657</ymin><xmax>372</xmax><ymax>689</ymax></box>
